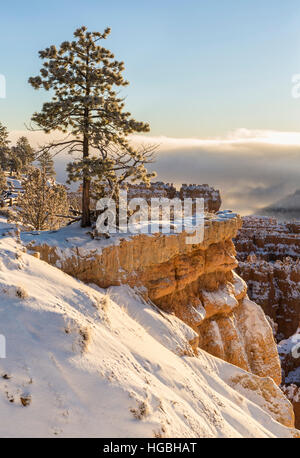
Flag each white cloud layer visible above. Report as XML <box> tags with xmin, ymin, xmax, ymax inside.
<box><xmin>9</xmin><ymin>129</ymin><xmax>300</xmax><ymax>215</ymax></box>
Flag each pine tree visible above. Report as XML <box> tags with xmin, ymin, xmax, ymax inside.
<box><xmin>38</xmin><ymin>151</ymin><xmax>55</xmax><ymax>178</ymax></box>
<box><xmin>9</xmin><ymin>137</ymin><xmax>35</xmax><ymax>175</ymax></box>
<box><xmin>8</xmin><ymin>152</ymin><xmax>22</xmax><ymax>176</ymax></box>
<box><xmin>17</xmin><ymin>168</ymin><xmax>69</xmax><ymax>230</ymax></box>
<box><xmin>29</xmin><ymin>26</ymin><xmax>155</xmax><ymax>227</ymax></box>
<box><xmin>0</xmin><ymin>167</ymin><xmax>6</xmax><ymax>194</ymax></box>
<box><xmin>0</xmin><ymin>122</ymin><xmax>10</xmax><ymax>171</ymax></box>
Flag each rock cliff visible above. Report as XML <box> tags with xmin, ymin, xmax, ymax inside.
<box><xmin>24</xmin><ymin>211</ymin><xmax>282</xmax><ymax>386</ymax></box>
<box><xmin>235</xmin><ymin>215</ymin><xmax>300</xmax><ymax>427</ymax></box>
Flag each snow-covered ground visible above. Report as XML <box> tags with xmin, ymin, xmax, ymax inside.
<box><xmin>0</xmin><ymin>217</ymin><xmax>298</xmax><ymax>437</ymax></box>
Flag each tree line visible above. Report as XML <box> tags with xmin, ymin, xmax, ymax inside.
<box><xmin>0</xmin><ymin>123</ymin><xmax>70</xmax><ymax>230</ymax></box>
<box><xmin>0</xmin><ymin>125</ymin><xmax>55</xmax><ymax>179</ymax></box>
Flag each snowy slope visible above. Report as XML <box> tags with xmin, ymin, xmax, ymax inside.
<box><xmin>0</xmin><ymin>223</ymin><xmax>298</xmax><ymax>437</ymax></box>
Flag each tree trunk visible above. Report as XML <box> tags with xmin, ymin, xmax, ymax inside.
<box><xmin>81</xmin><ymin>47</ymin><xmax>91</xmax><ymax>228</ymax></box>
<box><xmin>81</xmin><ymin>133</ymin><xmax>90</xmax><ymax>227</ymax></box>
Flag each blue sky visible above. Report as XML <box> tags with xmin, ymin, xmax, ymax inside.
<box><xmin>2</xmin><ymin>1</ymin><xmax>300</xmax><ymax>214</ymax></box>
<box><xmin>2</xmin><ymin>0</ymin><xmax>300</xmax><ymax>137</ymax></box>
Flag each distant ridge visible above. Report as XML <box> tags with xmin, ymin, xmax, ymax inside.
<box><xmin>257</xmin><ymin>189</ymin><xmax>300</xmax><ymax>221</ymax></box>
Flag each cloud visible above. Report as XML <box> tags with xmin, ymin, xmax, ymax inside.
<box><xmin>9</xmin><ymin>129</ymin><xmax>300</xmax><ymax>215</ymax></box>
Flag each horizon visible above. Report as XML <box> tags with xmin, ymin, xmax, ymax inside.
<box><xmin>6</xmin><ymin>127</ymin><xmax>300</xmax><ymax>215</ymax></box>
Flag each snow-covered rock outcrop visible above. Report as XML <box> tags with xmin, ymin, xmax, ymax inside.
<box><xmin>23</xmin><ymin>212</ymin><xmax>282</xmax><ymax>386</ymax></box>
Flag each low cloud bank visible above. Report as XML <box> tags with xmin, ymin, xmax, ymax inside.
<box><xmin>9</xmin><ymin>129</ymin><xmax>300</xmax><ymax>215</ymax></box>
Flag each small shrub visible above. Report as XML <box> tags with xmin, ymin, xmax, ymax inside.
<box><xmin>2</xmin><ymin>373</ymin><xmax>11</xmax><ymax>380</ymax></box>
<box><xmin>101</xmin><ymin>293</ymin><xmax>110</xmax><ymax>313</ymax></box>
<box><xmin>94</xmin><ymin>293</ymin><xmax>111</xmax><ymax>325</ymax></box>
<box><xmin>154</xmin><ymin>425</ymin><xmax>167</xmax><ymax>438</ymax></box>
<box><xmin>6</xmin><ymin>392</ymin><xmax>14</xmax><ymax>403</ymax></box>
<box><xmin>79</xmin><ymin>327</ymin><xmax>91</xmax><ymax>352</ymax></box>
<box><xmin>20</xmin><ymin>394</ymin><xmax>31</xmax><ymax>407</ymax></box>
<box><xmin>16</xmin><ymin>286</ymin><xmax>28</xmax><ymax>299</ymax></box>
<box><xmin>130</xmin><ymin>400</ymin><xmax>151</xmax><ymax>420</ymax></box>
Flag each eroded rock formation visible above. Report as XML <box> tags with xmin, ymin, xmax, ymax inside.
<box><xmin>237</xmin><ymin>257</ymin><xmax>300</xmax><ymax>340</ymax></box>
<box><xmin>70</xmin><ymin>182</ymin><xmax>222</xmax><ymax>216</ymax></box>
<box><xmin>278</xmin><ymin>329</ymin><xmax>300</xmax><ymax>382</ymax></box>
<box><xmin>282</xmin><ymin>384</ymin><xmax>300</xmax><ymax>429</ymax></box>
<box><xmin>125</xmin><ymin>182</ymin><xmax>222</xmax><ymax>213</ymax></box>
<box><xmin>235</xmin><ymin>216</ymin><xmax>300</xmax><ymax>261</ymax></box>
<box><xmin>235</xmin><ymin>215</ymin><xmax>300</xmax><ymax>427</ymax></box>
<box><xmin>235</xmin><ymin>215</ymin><xmax>300</xmax><ymax>341</ymax></box>
<box><xmin>25</xmin><ymin>211</ymin><xmax>282</xmax><ymax>386</ymax></box>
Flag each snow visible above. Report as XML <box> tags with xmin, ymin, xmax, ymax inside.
<box><xmin>278</xmin><ymin>329</ymin><xmax>300</xmax><ymax>356</ymax></box>
<box><xmin>20</xmin><ymin>210</ymin><xmax>238</xmax><ymax>264</ymax></box>
<box><xmin>202</xmin><ymin>286</ymin><xmax>238</xmax><ymax>311</ymax></box>
<box><xmin>0</xmin><ymin>224</ymin><xmax>297</xmax><ymax>437</ymax></box>
<box><xmin>278</xmin><ymin>329</ymin><xmax>300</xmax><ymax>385</ymax></box>
<box><xmin>6</xmin><ymin>178</ymin><xmax>22</xmax><ymax>189</ymax></box>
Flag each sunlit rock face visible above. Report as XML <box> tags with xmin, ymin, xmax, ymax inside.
<box><xmin>229</xmin><ymin>372</ymin><xmax>295</xmax><ymax>429</ymax></box>
<box><xmin>26</xmin><ymin>212</ymin><xmax>281</xmax><ymax>386</ymax></box>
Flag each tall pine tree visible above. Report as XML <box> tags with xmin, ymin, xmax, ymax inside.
<box><xmin>29</xmin><ymin>26</ymin><xmax>155</xmax><ymax>227</ymax></box>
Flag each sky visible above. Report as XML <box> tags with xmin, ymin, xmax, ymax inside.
<box><xmin>1</xmin><ymin>0</ymin><xmax>300</xmax><ymax>213</ymax></box>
